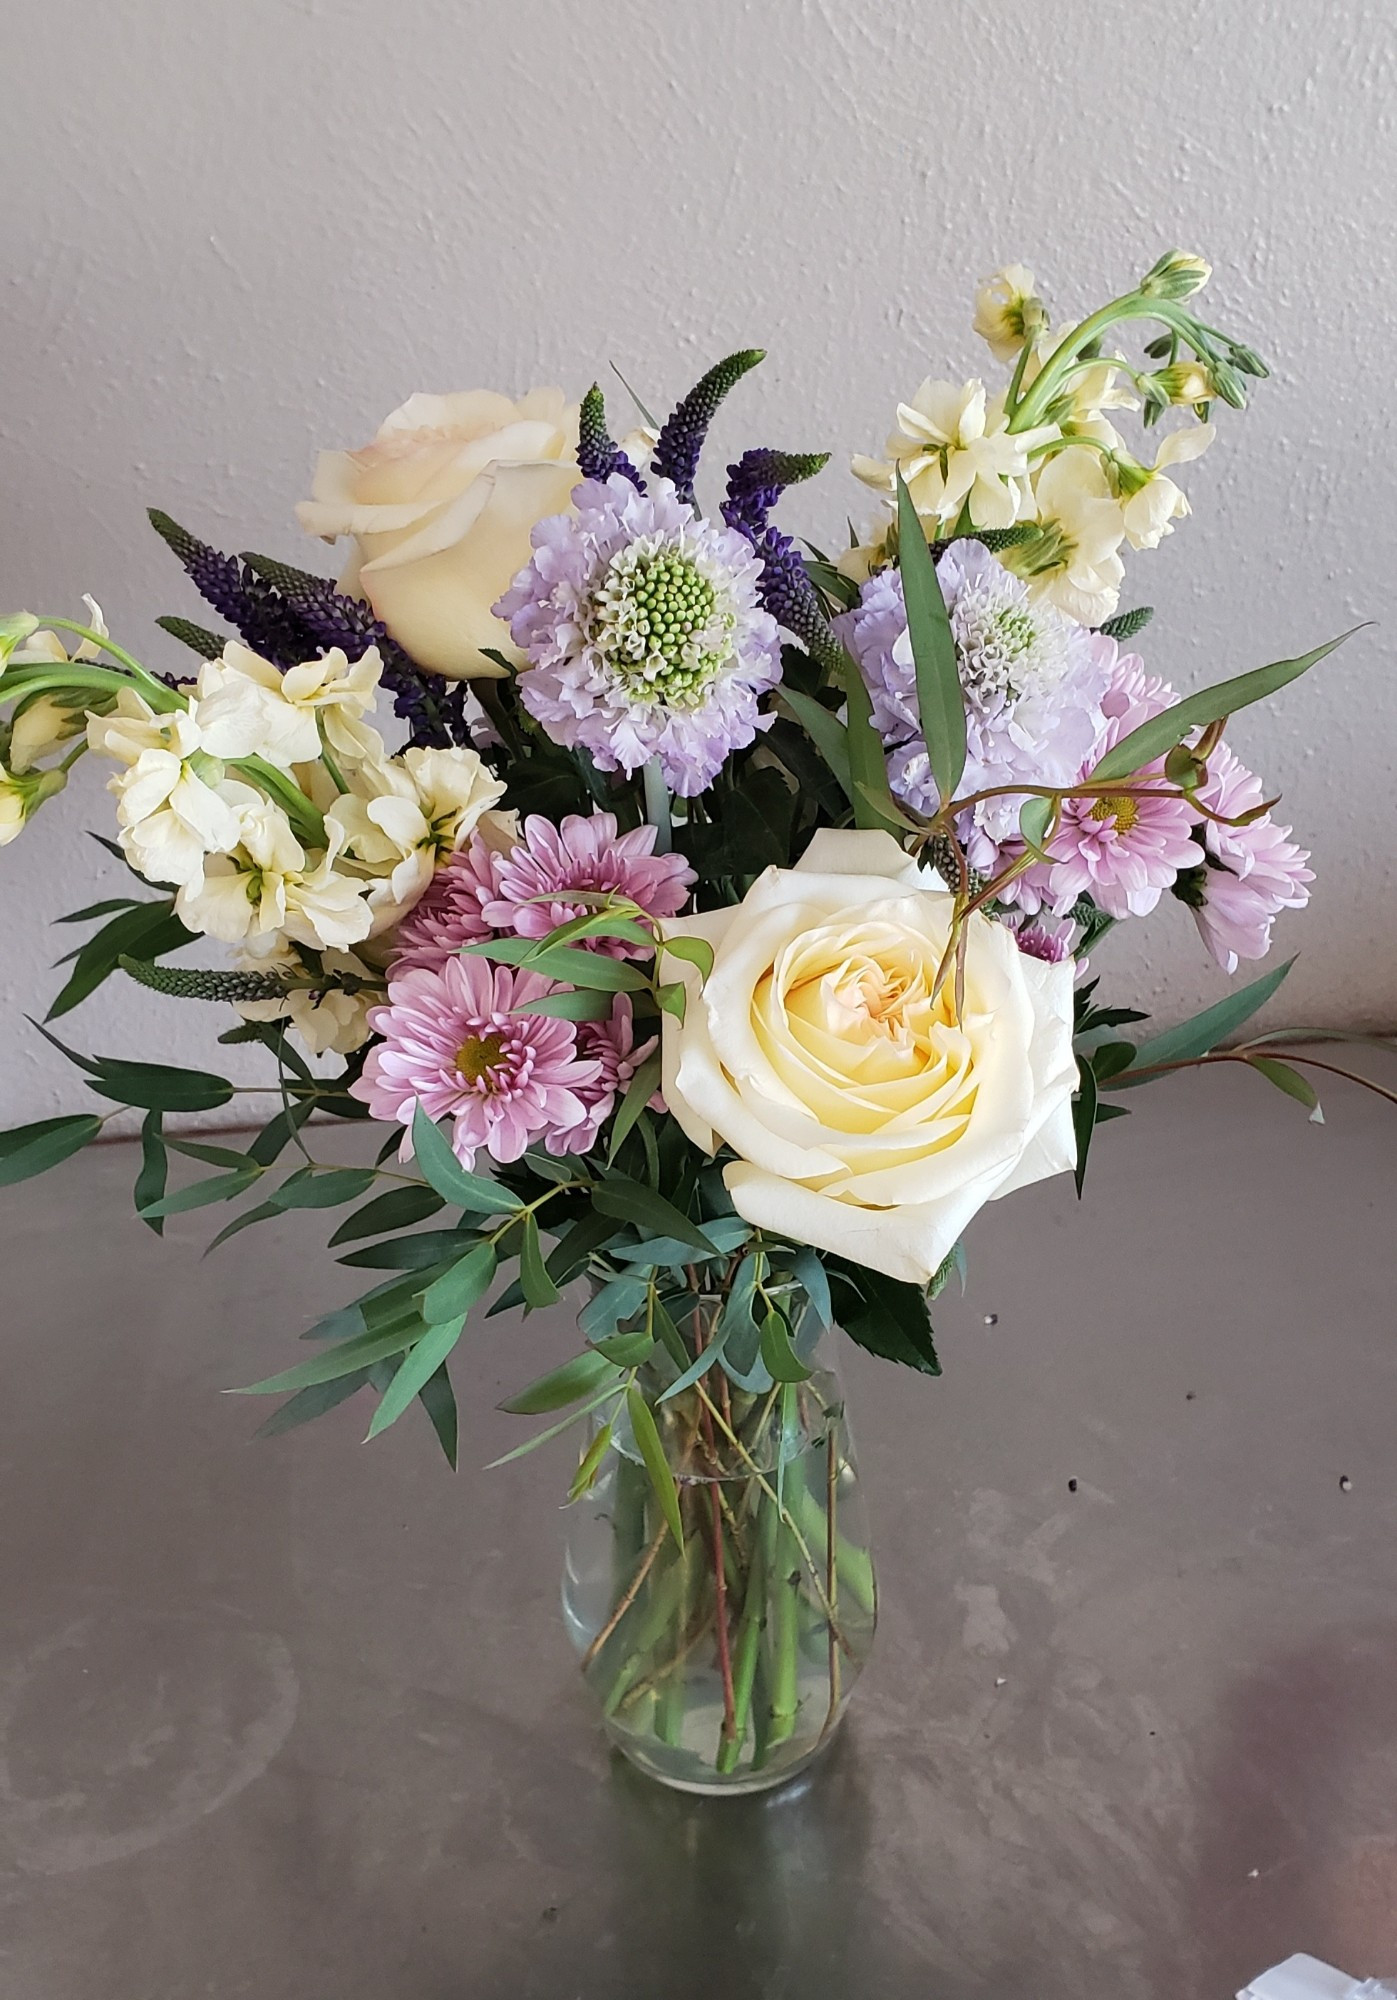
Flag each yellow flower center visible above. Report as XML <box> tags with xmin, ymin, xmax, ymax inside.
<box><xmin>1089</xmin><ymin>794</ymin><xmax>1140</xmax><ymax>834</ymax></box>
<box><xmin>455</xmin><ymin>1031</ymin><xmax>507</xmax><ymax>1086</ymax></box>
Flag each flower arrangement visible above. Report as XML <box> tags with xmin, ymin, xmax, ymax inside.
<box><xmin>0</xmin><ymin>249</ymin><xmax>1380</xmax><ymax>1790</ymax></box>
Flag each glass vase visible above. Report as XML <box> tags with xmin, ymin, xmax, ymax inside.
<box><xmin>561</xmin><ymin>1322</ymin><xmax>876</xmax><ymax>1796</ymax></box>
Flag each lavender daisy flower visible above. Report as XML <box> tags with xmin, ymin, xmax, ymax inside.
<box><xmin>840</xmin><ymin>542</ymin><xmax>1111</xmax><ymax>874</ymax></box>
<box><xmin>483</xmin><ymin>811</ymin><xmax>694</xmax><ymax>954</ymax></box>
<box><xmin>495</xmin><ymin>475</ymin><xmax>781</xmax><ymax>796</ymax></box>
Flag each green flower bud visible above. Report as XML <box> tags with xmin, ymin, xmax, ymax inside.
<box><xmin>1139</xmin><ymin>251</ymin><xmax>1212</xmax><ymax>302</ymax></box>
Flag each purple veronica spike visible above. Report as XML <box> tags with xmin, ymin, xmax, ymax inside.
<box><xmin>650</xmin><ymin>350</ymin><xmax>765</xmax><ymax>505</ymax></box>
<box><xmin>721</xmin><ymin>449</ymin><xmax>840</xmax><ymax>671</ymax></box>
<box><xmin>577</xmin><ymin>385</ymin><xmax>643</xmax><ymax>491</ymax></box>
<box><xmin>148</xmin><ymin>511</ymin><xmax>308</xmax><ymax>665</ymax></box>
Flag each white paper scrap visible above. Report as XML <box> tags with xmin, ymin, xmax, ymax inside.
<box><xmin>1238</xmin><ymin>1958</ymin><xmax>1397</xmax><ymax>2000</ymax></box>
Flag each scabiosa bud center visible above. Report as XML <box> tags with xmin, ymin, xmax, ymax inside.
<box><xmin>588</xmin><ymin>539</ymin><xmax>734</xmax><ymax>710</ymax></box>
<box><xmin>953</xmin><ymin>581</ymin><xmax>1071</xmax><ymax>706</ymax></box>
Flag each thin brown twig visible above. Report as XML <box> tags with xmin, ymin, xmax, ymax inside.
<box><xmin>580</xmin><ymin>1519</ymin><xmax>669</xmax><ymax>1671</ymax></box>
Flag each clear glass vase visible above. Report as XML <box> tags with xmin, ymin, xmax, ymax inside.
<box><xmin>561</xmin><ymin>1323</ymin><xmax>876</xmax><ymax>1796</ymax></box>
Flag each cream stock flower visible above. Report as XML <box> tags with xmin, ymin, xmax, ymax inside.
<box><xmin>89</xmin><ymin>698</ymin><xmax>243</xmax><ymax>891</ymax></box>
<box><xmin>176</xmin><ymin>790</ymin><xmax>374</xmax><ymax>951</ymax></box>
<box><xmin>297</xmin><ymin>388</ymin><xmax>580</xmax><ymax>681</ymax></box>
<box><xmin>327</xmin><ymin>742</ymin><xmax>507</xmax><ymax>932</ymax></box>
<box><xmin>235</xmin><ymin>939</ymin><xmax>379</xmax><ymax>1056</ymax></box>
<box><xmin>1117</xmin><ymin>423</ymin><xmax>1214</xmax><ymax>549</ymax></box>
<box><xmin>659</xmin><ymin>830</ymin><xmax>1077</xmax><ymax>1286</ymax></box>
<box><xmin>192</xmin><ymin>643</ymin><xmax>382</xmax><ymax>769</ymax></box>
<box><xmin>1006</xmin><ymin>447</ymin><xmax>1127</xmax><ymax>625</ymax></box>
<box><xmin>972</xmin><ymin>264</ymin><xmax>1047</xmax><ymax>363</ymax></box>
<box><xmin>853</xmin><ymin>379</ymin><xmax>1056</xmax><ymax>531</ymax></box>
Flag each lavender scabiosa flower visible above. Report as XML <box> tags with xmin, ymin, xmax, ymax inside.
<box><xmin>497</xmin><ymin>476</ymin><xmax>781</xmax><ymax>796</ymax></box>
<box><xmin>1175</xmin><ymin>744</ymin><xmax>1313</xmax><ymax>971</ymax></box>
<box><xmin>482</xmin><ymin>811</ymin><xmax>694</xmax><ymax>954</ymax></box>
<box><xmin>841</xmin><ymin>543</ymin><xmax>1111</xmax><ymax>876</ymax></box>
<box><xmin>353</xmin><ymin>956</ymin><xmax>602</xmax><ymax>1167</ymax></box>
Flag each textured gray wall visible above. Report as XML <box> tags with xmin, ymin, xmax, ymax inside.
<box><xmin>3</xmin><ymin>0</ymin><xmax>1394</xmax><ymax>1123</ymax></box>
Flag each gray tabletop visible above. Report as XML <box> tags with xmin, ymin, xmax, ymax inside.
<box><xmin>2</xmin><ymin>1064</ymin><xmax>1395</xmax><ymax>1999</ymax></box>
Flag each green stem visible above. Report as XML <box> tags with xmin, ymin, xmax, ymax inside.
<box><xmin>715</xmin><ymin>1519</ymin><xmax>766</xmax><ymax>1775</ymax></box>
<box><xmin>1009</xmin><ymin>295</ymin><xmax>1204</xmax><ymax>434</ymax></box>
<box><xmin>641</xmin><ymin>758</ymin><xmax>673</xmax><ymax>854</ymax></box>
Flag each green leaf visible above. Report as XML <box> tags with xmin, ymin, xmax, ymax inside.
<box><xmin>337</xmin><ymin>1230</ymin><xmax>465</xmax><ymax>1270</ymax></box>
<box><xmin>834</xmin><ymin>643</ymin><xmax>903</xmax><ymax>833</ymax></box>
<box><xmin>760</xmin><ymin>1305</ymin><xmax>812</xmax><ymax>1383</ymax></box>
<box><xmin>896</xmin><ymin>468</ymin><xmax>966</xmax><ymax>805</ymax></box>
<box><xmin>609</xmin><ymin>1216</ymin><xmax>751</xmax><ymax>1269</ymax></box>
<box><xmin>245</xmin><ymin>1100</ymin><xmax>316</xmax><ymax>1167</ymax></box>
<box><xmin>659</xmin><ymin>935</ymin><xmax>714</xmax><ymax>982</ymax></box>
<box><xmin>0</xmin><ymin>1114</ymin><xmax>103</xmax><ymax>1189</ymax></box>
<box><xmin>365</xmin><ymin>1318</ymin><xmax>466</xmax><ymax>1441</ymax></box>
<box><xmin>138</xmin><ymin>1163</ymin><xmax>262</xmax><ymax>1218</ymax></box>
<box><xmin>268</xmin><ymin>1165</ymin><xmax>378</xmax><ymax>1211</ymax></box>
<box><xmin>518</xmin><ymin>1212</ymin><xmax>562</xmax><ymax>1308</ymax></box>
<box><xmin>567</xmin><ymin>1420</ymin><xmax>614</xmax><ymax>1502</ymax></box>
<box><xmin>55</xmin><ymin>898</ymin><xmax>143</xmax><ymax>925</ymax></box>
<box><xmin>499</xmin><ymin>1347</ymin><xmax>620</xmax><ymax>1416</ymax></box>
<box><xmin>656</xmin><ymin>981</ymin><xmax>686</xmax><ymax>1024</ymax></box>
<box><xmin>779</xmin><ymin>686</ymin><xmax>854</xmax><ymax>802</ymax></box>
<box><xmin>135</xmin><ymin>1110</ymin><xmax>167</xmax><ymax>1234</ymax></box>
<box><xmin>464</xmin><ymin>938</ymin><xmax>649</xmax><ymax>991</ymax></box>
<box><xmin>256</xmin><ymin>1371</ymin><xmax>371</xmax><ymax>1438</ymax></box>
<box><xmin>416</xmin><ymin>1362</ymin><xmax>459</xmax><ymax>1469</ymax></box>
<box><xmin>205</xmin><ymin>1199</ymin><xmax>286</xmax><ymax>1254</ymax></box>
<box><xmin>545</xmin><ymin>1207</ymin><xmax>619</xmax><ymax>1286</ymax></box>
<box><xmin>523</xmin><ymin>908</ymin><xmax>654</xmax><ymax>953</ymax></box>
<box><xmin>591</xmin><ymin>1176</ymin><xmax>714</xmax><ymax>1254</ymax></box>
<box><xmin>578</xmin><ymin>1275</ymin><xmax>651</xmax><ymax>1340</ymax></box>
<box><xmin>410</xmin><ymin>1105</ymin><xmax>524</xmax><ymax>1212</ymax></box>
<box><xmin>1091</xmin><ymin>632</ymin><xmax>1358</xmax><ymax>784</ymax></box>
<box><xmin>485</xmin><ymin>1384</ymin><xmax>621</xmax><ymax>1467</ymax></box>
<box><xmin>1072</xmin><ymin>1059</ymin><xmax>1097</xmax><ymax>1199</ymax></box>
<box><xmin>828</xmin><ymin>1260</ymin><xmax>941</xmax><ymax>1376</ymax></box>
<box><xmin>48</xmin><ymin>898</ymin><xmax>193</xmax><ymax>1020</ymax></box>
<box><xmin>607</xmin><ymin>1051</ymin><xmax>663</xmax><ymax>1162</ymax></box>
<box><xmin>1112</xmin><ymin>958</ymin><xmax>1295</xmax><ymax>1083</ymax></box>
<box><xmin>417</xmin><ymin>1240</ymin><xmax>498</xmax><ymax>1325</ymax></box>
<box><xmin>1248</xmin><ymin>1053</ymin><xmax>1322</xmax><ymax>1116</ymax></box>
<box><xmin>1018</xmin><ymin>795</ymin><xmax>1056</xmax><ymax>863</ymax></box>
<box><xmin>327</xmin><ymin>1184</ymin><xmax>444</xmax><ymax>1246</ymax></box>
<box><xmin>627</xmin><ymin>1385</ymin><xmax>684</xmax><ymax>1550</ymax></box>
<box><xmin>231</xmin><ymin>1319</ymin><xmax>426</xmax><ymax>1396</ymax></box>
<box><xmin>591</xmin><ymin>1327</ymin><xmax>656</xmax><ymax>1366</ymax></box>
<box><xmin>87</xmin><ymin>1058</ymin><xmax>233</xmax><ymax>1114</ymax></box>
<box><xmin>166</xmin><ymin>1137</ymin><xmax>253</xmax><ymax>1169</ymax></box>
<box><xmin>511</xmin><ymin>988</ymin><xmax>616</xmax><ymax>1022</ymax></box>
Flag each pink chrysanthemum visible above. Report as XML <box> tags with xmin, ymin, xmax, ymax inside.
<box><xmin>1183</xmin><ymin>745</ymin><xmax>1313</xmax><ymax>972</ymax></box>
<box><xmin>1043</xmin><ymin>701</ymin><xmax>1199</xmax><ymax>920</ymax></box>
<box><xmin>352</xmin><ymin>956</ymin><xmax>602</xmax><ymax>1167</ymax></box>
<box><xmin>552</xmin><ymin>996</ymin><xmax>662</xmax><ymax>1155</ymax></box>
<box><xmin>389</xmin><ymin>841</ymin><xmax>509</xmax><ymax>974</ymax></box>
<box><xmin>484</xmin><ymin>812</ymin><xmax>694</xmax><ymax>954</ymax></box>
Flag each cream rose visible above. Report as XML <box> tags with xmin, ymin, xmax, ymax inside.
<box><xmin>659</xmin><ymin>829</ymin><xmax>1077</xmax><ymax>1286</ymax></box>
<box><xmin>297</xmin><ymin>388</ymin><xmax>579</xmax><ymax>681</ymax></box>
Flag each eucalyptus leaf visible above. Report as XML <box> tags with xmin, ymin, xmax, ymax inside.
<box><xmin>511</xmin><ymin>989</ymin><xmax>616</xmax><ymax>1022</ymax></box>
<box><xmin>88</xmin><ymin>1058</ymin><xmax>233</xmax><ymax>1114</ymax></box>
<box><xmin>567</xmin><ymin>1421</ymin><xmax>614</xmax><ymax>1502</ymax></box>
<box><xmin>897</xmin><ymin>468</ymin><xmax>966</xmax><ymax>805</ymax></box>
<box><xmin>417</xmin><ymin>1240</ymin><xmax>497</xmax><ymax>1325</ymax></box>
<box><xmin>499</xmin><ymin>1347</ymin><xmax>621</xmax><ymax>1416</ymax></box>
<box><xmin>1072</xmin><ymin>1059</ymin><xmax>1098</xmax><ymax>1199</ymax></box>
<box><xmin>760</xmin><ymin>1306</ymin><xmax>812</xmax><ymax>1383</ymax></box>
<box><xmin>0</xmin><ymin>1113</ymin><xmax>103</xmax><ymax>1189</ymax></box>
<box><xmin>518</xmin><ymin>1212</ymin><xmax>562</xmax><ymax>1308</ymax></box>
<box><xmin>779</xmin><ymin>686</ymin><xmax>854</xmax><ymax>801</ymax></box>
<box><xmin>416</xmin><ymin>1362</ymin><xmax>459</xmax><ymax>1469</ymax></box>
<box><xmin>365</xmin><ymin>1319</ymin><xmax>466</xmax><ymax>1441</ymax></box>
<box><xmin>231</xmin><ymin>1319</ymin><xmax>426</xmax><ymax>1396</ymax></box>
<box><xmin>134</xmin><ymin>1110</ymin><xmax>167</xmax><ymax>1235</ymax></box>
<box><xmin>660</xmin><ymin>935</ymin><xmax>714</xmax><ymax>982</ymax></box>
<box><xmin>256</xmin><ymin>1370</ymin><xmax>370</xmax><ymax>1438</ymax></box>
<box><xmin>1091</xmin><ymin>632</ymin><xmax>1357</xmax><ymax>783</ymax></box>
<box><xmin>269</xmin><ymin>1166</ymin><xmax>378</xmax><ymax>1211</ymax></box>
<box><xmin>410</xmin><ymin>1105</ymin><xmax>524</xmax><ymax>1212</ymax></box>
<box><xmin>627</xmin><ymin>1386</ymin><xmax>684</xmax><ymax>1549</ymax></box>
<box><xmin>1111</xmin><ymin>958</ymin><xmax>1295</xmax><ymax>1083</ymax></box>
<box><xmin>1248</xmin><ymin>1053</ymin><xmax>1322</xmax><ymax>1116</ymax></box>
<box><xmin>327</xmin><ymin>1184</ymin><xmax>444</xmax><ymax>1246</ymax></box>
<box><xmin>591</xmin><ymin>1177</ymin><xmax>714</xmax><ymax>1254</ymax></box>
<box><xmin>607</xmin><ymin>1051</ymin><xmax>663</xmax><ymax>1162</ymax></box>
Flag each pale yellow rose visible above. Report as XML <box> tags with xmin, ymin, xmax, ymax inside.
<box><xmin>659</xmin><ymin>830</ymin><xmax>1077</xmax><ymax>1285</ymax></box>
<box><xmin>297</xmin><ymin>389</ymin><xmax>579</xmax><ymax>681</ymax></box>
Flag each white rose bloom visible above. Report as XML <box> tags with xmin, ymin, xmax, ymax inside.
<box><xmin>659</xmin><ymin>830</ymin><xmax>1077</xmax><ymax>1286</ymax></box>
<box><xmin>297</xmin><ymin>388</ymin><xmax>579</xmax><ymax>681</ymax></box>
<box><xmin>1118</xmin><ymin>423</ymin><xmax>1214</xmax><ymax>550</ymax></box>
<box><xmin>853</xmin><ymin>379</ymin><xmax>1058</xmax><ymax>532</ymax></box>
<box><xmin>192</xmin><ymin>642</ymin><xmax>383</xmax><ymax>769</ymax></box>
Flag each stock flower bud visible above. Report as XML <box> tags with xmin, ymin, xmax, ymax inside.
<box><xmin>1148</xmin><ymin>362</ymin><xmax>1214</xmax><ymax>407</ymax></box>
<box><xmin>1139</xmin><ymin>251</ymin><xmax>1212</xmax><ymax>302</ymax></box>
<box><xmin>0</xmin><ymin>613</ymin><xmax>40</xmax><ymax>664</ymax></box>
